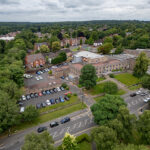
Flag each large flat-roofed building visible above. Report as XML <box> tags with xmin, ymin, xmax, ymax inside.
<box><xmin>73</xmin><ymin>51</ymin><xmax>107</xmax><ymax>64</ymax></box>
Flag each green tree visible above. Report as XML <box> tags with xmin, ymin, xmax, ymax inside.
<box><xmin>14</xmin><ymin>39</ymin><xmax>26</xmax><ymax>50</ymax></box>
<box><xmin>0</xmin><ymin>40</ymin><xmax>6</xmax><ymax>53</ymax></box>
<box><xmin>80</xmin><ymin>39</ymin><xmax>82</xmax><ymax>45</ymax></box>
<box><xmin>98</xmin><ymin>43</ymin><xmax>113</xmax><ymax>54</ymax></box>
<box><xmin>48</xmin><ymin>70</ymin><xmax>52</xmax><ymax>75</ymax></box>
<box><xmin>22</xmin><ymin>105</ymin><xmax>39</xmax><ymax>122</ymax></box>
<box><xmin>52</xmin><ymin>41</ymin><xmax>61</xmax><ymax>52</ymax></box>
<box><xmin>91</xmin><ymin>126</ymin><xmax>118</xmax><ymax>150</ymax></box>
<box><xmin>88</xmin><ymin>36</ymin><xmax>94</xmax><ymax>45</ymax></box>
<box><xmin>79</xmin><ymin>64</ymin><xmax>97</xmax><ymax>90</ymax></box>
<box><xmin>104</xmin><ymin>37</ymin><xmax>113</xmax><ymax>44</ymax></box>
<box><xmin>0</xmin><ymin>91</ymin><xmax>20</xmax><ymax>133</ymax></box>
<box><xmin>113</xmin><ymin>144</ymin><xmax>149</xmax><ymax>150</ymax></box>
<box><xmin>141</xmin><ymin>75</ymin><xmax>150</xmax><ymax>90</ymax></box>
<box><xmin>49</xmin><ymin>35</ymin><xmax>59</xmax><ymax>46</ymax></box>
<box><xmin>137</xmin><ymin>110</ymin><xmax>150</xmax><ymax>144</ymax></box>
<box><xmin>40</xmin><ymin>45</ymin><xmax>50</xmax><ymax>53</ymax></box>
<box><xmin>91</xmin><ymin>94</ymin><xmax>126</xmax><ymax>125</ymax></box>
<box><xmin>133</xmin><ymin>52</ymin><xmax>149</xmax><ymax>77</ymax></box>
<box><xmin>62</xmin><ymin>132</ymin><xmax>78</xmax><ymax>150</ymax></box>
<box><xmin>103</xmin><ymin>81</ymin><xmax>118</xmax><ymax>94</ymax></box>
<box><xmin>115</xmin><ymin>45</ymin><xmax>124</xmax><ymax>54</ymax></box>
<box><xmin>22</xmin><ymin>131</ymin><xmax>54</xmax><ymax>150</ymax></box>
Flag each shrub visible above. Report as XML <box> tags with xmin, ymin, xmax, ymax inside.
<box><xmin>48</xmin><ymin>70</ymin><xmax>52</xmax><ymax>75</ymax></box>
<box><xmin>61</xmin><ymin>83</ymin><xmax>67</xmax><ymax>89</ymax></box>
<box><xmin>78</xmin><ymin>84</ymin><xmax>82</xmax><ymax>88</ymax></box>
<box><xmin>103</xmin><ymin>81</ymin><xmax>118</xmax><ymax>94</ymax></box>
<box><xmin>109</xmin><ymin>74</ymin><xmax>114</xmax><ymax>78</ymax></box>
<box><xmin>66</xmin><ymin>87</ymin><xmax>69</xmax><ymax>90</ymax></box>
<box><xmin>67</xmin><ymin>93</ymin><xmax>72</xmax><ymax>98</ymax></box>
<box><xmin>73</xmin><ymin>93</ymin><xmax>77</xmax><ymax>96</ymax></box>
<box><xmin>76</xmin><ymin>133</ymin><xmax>91</xmax><ymax>143</ymax></box>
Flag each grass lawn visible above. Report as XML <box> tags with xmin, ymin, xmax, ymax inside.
<box><xmin>72</xmin><ymin>47</ymin><xmax>79</xmax><ymax>52</ymax></box>
<box><xmin>114</xmin><ymin>73</ymin><xmax>141</xmax><ymax>90</ymax></box>
<box><xmin>96</xmin><ymin>77</ymin><xmax>106</xmax><ymax>82</ymax></box>
<box><xmin>12</xmin><ymin>98</ymin><xmax>86</xmax><ymax>132</ymax></box>
<box><xmin>78</xmin><ymin>141</ymin><xmax>92</xmax><ymax>150</ymax></box>
<box><xmin>39</xmin><ymin>96</ymin><xmax>79</xmax><ymax>113</ymax></box>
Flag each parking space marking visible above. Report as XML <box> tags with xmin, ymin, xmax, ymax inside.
<box><xmin>72</xmin><ymin>123</ymin><xmax>78</xmax><ymax>129</ymax></box>
<box><xmin>52</xmin><ymin>131</ymin><xmax>58</xmax><ymax>139</ymax></box>
<box><xmin>77</xmin><ymin>122</ymin><xmax>82</xmax><ymax>128</ymax></box>
<box><xmin>84</xmin><ymin>119</ymin><xmax>88</xmax><ymax>126</ymax></box>
<box><xmin>66</xmin><ymin>127</ymin><xmax>71</xmax><ymax>133</ymax></box>
<box><xmin>59</xmin><ymin>128</ymin><xmax>66</xmax><ymax>135</ymax></box>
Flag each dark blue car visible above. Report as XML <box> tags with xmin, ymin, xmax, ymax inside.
<box><xmin>50</xmin><ymin>99</ymin><xmax>55</xmax><ymax>104</ymax></box>
<box><xmin>60</xmin><ymin>117</ymin><xmax>70</xmax><ymax>124</ymax></box>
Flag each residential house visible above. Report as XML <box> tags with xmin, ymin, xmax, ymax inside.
<box><xmin>93</xmin><ymin>40</ymin><xmax>103</xmax><ymax>47</ymax></box>
<box><xmin>25</xmin><ymin>53</ymin><xmax>45</xmax><ymax>69</ymax></box>
<box><xmin>34</xmin><ymin>42</ymin><xmax>49</xmax><ymax>51</ymax></box>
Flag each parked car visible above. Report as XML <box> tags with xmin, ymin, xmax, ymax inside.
<box><xmin>20</xmin><ymin>107</ymin><xmax>25</xmax><ymax>113</ymax></box>
<box><xmin>50</xmin><ymin>99</ymin><xmax>55</xmax><ymax>104</ymax></box>
<box><xmin>57</xmin><ymin>87</ymin><xmax>61</xmax><ymax>92</ymax></box>
<box><xmin>36</xmin><ymin>71</ymin><xmax>41</xmax><ymax>75</ymax></box>
<box><xmin>18</xmin><ymin>102</ymin><xmax>23</xmax><ymax>107</ymax></box>
<box><xmin>41</xmin><ymin>102</ymin><xmax>46</xmax><ymax>107</ymax></box>
<box><xmin>46</xmin><ymin>100</ymin><xmax>51</xmax><ymax>106</ymax></box>
<box><xmin>37</xmin><ymin>127</ymin><xmax>47</xmax><ymax>133</ymax></box>
<box><xmin>60</xmin><ymin>87</ymin><xmax>65</xmax><ymax>91</ymax></box>
<box><xmin>144</xmin><ymin>97</ymin><xmax>150</xmax><ymax>103</ymax></box>
<box><xmin>45</xmin><ymin>90</ymin><xmax>50</xmax><ymax>95</ymax></box>
<box><xmin>60</xmin><ymin>117</ymin><xmax>70</xmax><ymax>124</ymax></box>
<box><xmin>36</xmin><ymin>103</ymin><xmax>41</xmax><ymax>109</ymax></box>
<box><xmin>130</xmin><ymin>93</ymin><xmax>136</xmax><ymax>97</ymax></box>
<box><xmin>136</xmin><ymin>90</ymin><xmax>142</xmax><ymax>95</ymax></box>
<box><xmin>53</xmin><ymin>88</ymin><xmax>57</xmax><ymax>93</ymax></box>
<box><xmin>55</xmin><ymin>99</ymin><xmax>60</xmax><ymax>104</ymax></box>
<box><xmin>50</xmin><ymin>122</ymin><xmax>59</xmax><ymax>128</ymax></box>
<box><xmin>61</xmin><ymin>76</ymin><xmax>65</xmax><ymax>79</ymax></box>
<box><xmin>49</xmin><ymin>89</ymin><xmax>54</xmax><ymax>94</ymax></box>
<box><xmin>38</xmin><ymin>92</ymin><xmax>43</xmax><ymax>96</ymax></box>
<box><xmin>34</xmin><ymin>93</ymin><xmax>39</xmax><ymax>98</ymax></box>
<box><xmin>64</xmin><ymin>96</ymin><xmax>69</xmax><ymax>101</ymax></box>
<box><xmin>39</xmin><ymin>76</ymin><xmax>43</xmax><ymax>80</ymax></box>
<box><xmin>140</xmin><ymin>92</ymin><xmax>147</xmax><ymax>96</ymax></box>
<box><xmin>59</xmin><ymin>96</ymin><xmax>65</xmax><ymax>102</ymax></box>
<box><xmin>30</xmin><ymin>93</ymin><xmax>35</xmax><ymax>98</ymax></box>
<box><xmin>41</xmin><ymin>90</ymin><xmax>46</xmax><ymax>95</ymax></box>
<box><xmin>26</xmin><ymin>94</ymin><xmax>31</xmax><ymax>100</ymax></box>
<box><xmin>21</xmin><ymin>95</ymin><xmax>26</xmax><ymax>101</ymax></box>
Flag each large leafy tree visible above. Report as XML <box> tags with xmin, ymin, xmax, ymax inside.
<box><xmin>141</xmin><ymin>75</ymin><xmax>150</xmax><ymax>90</ymax></box>
<box><xmin>91</xmin><ymin>126</ymin><xmax>118</xmax><ymax>150</ymax></box>
<box><xmin>98</xmin><ymin>43</ymin><xmax>113</xmax><ymax>54</ymax></box>
<box><xmin>91</xmin><ymin>94</ymin><xmax>126</xmax><ymax>125</ymax></box>
<box><xmin>103</xmin><ymin>81</ymin><xmax>118</xmax><ymax>94</ymax></box>
<box><xmin>14</xmin><ymin>39</ymin><xmax>26</xmax><ymax>50</ymax></box>
<box><xmin>52</xmin><ymin>41</ymin><xmax>61</xmax><ymax>52</ymax></box>
<box><xmin>0</xmin><ymin>40</ymin><xmax>6</xmax><ymax>53</ymax></box>
<box><xmin>22</xmin><ymin>131</ymin><xmax>55</xmax><ymax>150</ymax></box>
<box><xmin>40</xmin><ymin>45</ymin><xmax>50</xmax><ymax>53</ymax></box>
<box><xmin>0</xmin><ymin>91</ymin><xmax>20</xmax><ymax>133</ymax></box>
<box><xmin>133</xmin><ymin>52</ymin><xmax>149</xmax><ymax>77</ymax></box>
<box><xmin>61</xmin><ymin>133</ymin><xmax>78</xmax><ymax>150</ymax></box>
<box><xmin>79</xmin><ymin>64</ymin><xmax>97</xmax><ymax>90</ymax></box>
<box><xmin>137</xmin><ymin>110</ymin><xmax>150</xmax><ymax>145</ymax></box>
<box><xmin>22</xmin><ymin>105</ymin><xmax>39</xmax><ymax>122</ymax></box>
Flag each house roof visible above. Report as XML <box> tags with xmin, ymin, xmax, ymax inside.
<box><xmin>34</xmin><ymin>42</ymin><xmax>48</xmax><ymax>47</ymax></box>
<box><xmin>72</xmin><ymin>63</ymin><xmax>83</xmax><ymax>70</ymax></box>
<box><xmin>26</xmin><ymin>53</ymin><xmax>45</xmax><ymax>64</ymax></box>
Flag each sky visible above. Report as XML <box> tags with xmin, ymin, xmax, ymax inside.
<box><xmin>0</xmin><ymin>0</ymin><xmax>150</xmax><ymax>22</ymax></box>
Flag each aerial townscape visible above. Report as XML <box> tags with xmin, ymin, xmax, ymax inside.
<box><xmin>0</xmin><ymin>1</ymin><xmax>150</xmax><ymax>150</ymax></box>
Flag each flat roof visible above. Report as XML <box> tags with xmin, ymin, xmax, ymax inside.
<box><xmin>0</xmin><ymin>37</ymin><xmax>14</xmax><ymax>41</ymax></box>
<box><xmin>74</xmin><ymin>51</ymin><xmax>104</xmax><ymax>59</ymax></box>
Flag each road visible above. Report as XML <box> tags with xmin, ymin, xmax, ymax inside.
<box><xmin>0</xmin><ymin>109</ymin><xmax>95</xmax><ymax>150</ymax></box>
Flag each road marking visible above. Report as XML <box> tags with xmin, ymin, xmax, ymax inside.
<box><xmin>66</xmin><ymin>127</ymin><xmax>71</xmax><ymax>133</ymax></box>
<box><xmin>72</xmin><ymin>123</ymin><xmax>78</xmax><ymax>129</ymax></box>
<box><xmin>59</xmin><ymin>128</ymin><xmax>65</xmax><ymax>135</ymax></box>
<box><xmin>84</xmin><ymin>119</ymin><xmax>88</xmax><ymax>126</ymax></box>
<box><xmin>52</xmin><ymin>131</ymin><xmax>58</xmax><ymax>138</ymax></box>
<box><xmin>77</xmin><ymin>122</ymin><xmax>82</xmax><ymax>128</ymax></box>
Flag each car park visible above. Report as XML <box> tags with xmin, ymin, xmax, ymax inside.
<box><xmin>36</xmin><ymin>103</ymin><xmax>41</xmax><ymax>109</ymax></box>
<box><xmin>37</xmin><ymin>127</ymin><xmax>47</xmax><ymax>133</ymax></box>
<box><xmin>20</xmin><ymin>107</ymin><xmax>25</xmax><ymax>113</ymax></box>
<box><xmin>41</xmin><ymin>102</ymin><xmax>46</xmax><ymax>107</ymax></box>
<box><xmin>59</xmin><ymin>96</ymin><xmax>65</xmax><ymax>102</ymax></box>
<box><xmin>21</xmin><ymin>95</ymin><xmax>26</xmax><ymax>101</ymax></box>
<box><xmin>50</xmin><ymin>122</ymin><xmax>59</xmax><ymax>128</ymax></box>
<box><xmin>130</xmin><ymin>93</ymin><xmax>136</xmax><ymax>97</ymax></box>
<box><xmin>60</xmin><ymin>117</ymin><xmax>70</xmax><ymax>124</ymax></box>
<box><xmin>46</xmin><ymin>100</ymin><xmax>51</xmax><ymax>106</ymax></box>
<box><xmin>50</xmin><ymin>99</ymin><xmax>55</xmax><ymax>104</ymax></box>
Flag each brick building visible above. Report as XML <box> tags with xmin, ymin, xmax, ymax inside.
<box><xmin>25</xmin><ymin>53</ymin><xmax>46</xmax><ymax>69</ymax></box>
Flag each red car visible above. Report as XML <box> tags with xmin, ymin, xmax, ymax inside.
<box><xmin>38</xmin><ymin>92</ymin><xmax>43</xmax><ymax>96</ymax></box>
<box><xmin>64</xmin><ymin>91</ymin><xmax>72</xmax><ymax>95</ymax></box>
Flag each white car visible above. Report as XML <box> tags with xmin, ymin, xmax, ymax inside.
<box><xmin>20</xmin><ymin>107</ymin><xmax>25</xmax><ymax>113</ymax></box>
<box><xmin>39</xmin><ymin>76</ymin><xmax>43</xmax><ymax>80</ymax></box>
<box><xmin>46</xmin><ymin>100</ymin><xmax>51</xmax><ymax>106</ymax></box>
<box><xmin>144</xmin><ymin>97</ymin><xmax>150</xmax><ymax>103</ymax></box>
<box><xmin>57</xmin><ymin>87</ymin><xmax>61</xmax><ymax>92</ymax></box>
<box><xmin>35</xmin><ymin>77</ymin><xmax>40</xmax><ymax>81</ymax></box>
<box><xmin>136</xmin><ymin>90</ymin><xmax>141</xmax><ymax>95</ymax></box>
<box><xmin>22</xmin><ymin>95</ymin><xmax>26</xmax><ymax>101</ymax></box>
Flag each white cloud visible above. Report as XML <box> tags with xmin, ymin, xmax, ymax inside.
<box><xmin>0</xmin><ymin>0</ymin><xmax>149</xmax><ymax>21</ymax></box>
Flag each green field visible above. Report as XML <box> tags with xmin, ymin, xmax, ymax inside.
<box><xmin>114</xmin><ymin>73</ymin><xmax>141</xmax><ymax>90</ymax></box>
<box><xmin>96</xmin><ymin>77</ymin><xmax>106</xmax><ymax>82</ymax></box>
<box><xmin>12</xmin><ymin>97</ymin><xmax>86</xmax><ymax>132</ymax></box>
